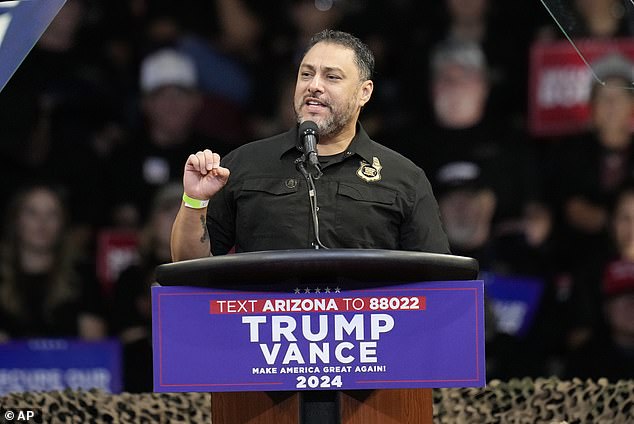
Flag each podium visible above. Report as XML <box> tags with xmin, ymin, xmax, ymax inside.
<box><xmin>153</xmin><ymin>249</ymin><xmax>480</xmax><ymax>424</ymax></box>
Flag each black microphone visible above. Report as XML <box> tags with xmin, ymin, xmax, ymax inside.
<box><xmin>298</xmin><ymin>120</ymin><xmax>321</xmax><ymax>173</ymax></box>
<box><xmin>296</xmin><ymin>120</ymin><xmax>327</xmax><ymax>248</ymax></box>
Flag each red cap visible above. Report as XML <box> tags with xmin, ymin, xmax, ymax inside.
<box><xmin>602</xmin><ymin>260</ymin><xmax>634</xmax><ymax>297</ymax></box>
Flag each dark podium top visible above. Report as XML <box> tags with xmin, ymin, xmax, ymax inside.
<box><xmin>155</xmin><ymin>249</ymin><xmax>479</xmax><ymax>290</ymax></box>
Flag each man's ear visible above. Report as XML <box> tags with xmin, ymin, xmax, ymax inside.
<box><xmin>359</xmin><ymin>80</ymin><xmax>374</xmax><ymax>107</ymax></box>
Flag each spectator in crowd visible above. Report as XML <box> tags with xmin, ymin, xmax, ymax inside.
<box><xmin>561</xmin><ymin>182</ymin><xmax>634</xmax><ymax>356</ymax></box>
<box><xmin>527</xmin><ymin>54</ymin><xmax>634</xmax><ymax>377</ymax></box>
<box><xmin>102</xmin><ymin>0</ymin><xmax>262</xmax><ymax>144</ymax></box>
<box><xmin>403</xmin><ymin>39</ymin><xmax>547</xmax><ymax>244</ymax></box>
<box><xmin>435</xmin><ymin>159</ymin><xmax>552</xmax><ymax>282</ymax></box>
<box><xmin>537</xmin><ymin>0</ymin><xmax>634</xmax><ymax>41</ymax></box>
<box><xmin>434</xmin><ymin>160</ymin><xmax>555</xmax><ymax>379</ymax></box>
<box><xmin>547</xmin><ymin>53</ymin><xmax>634</xmax><ymax>275</ymax></box>
<box><xmin>178</xmin><ymin>0</ymin><xmax>262</xmax><ymax>144</ymax></box>
<box><xmin>110</xmin><ymin>183</ymin><xmax>181</xmax><ymax>392</ymax></box>
<box><xmin>434</xmin><ymin>157</ymin><xmax>552</xmax><ymax>277</ymax></box>
<box><xmin>611</xmin><ymin>183</ymin><xmax>634</xmax><ymax>261</ymax></box>
<box><xmin>402</xmin><ymin>0</ymin><xmax>533</xmax><ymax>123</ymax></box>
<box><xmin>107</xmin><ymin>48</ymin><xmax>223</xmax><ymax>228</ymax></box>
<box><xmin>0</xmin><ymin>184</ymin><xmax>106</xmax><ymax>341</ymax></box>
<box><xmin>435</xmin><ymin>161</ymin><xmax>497</xmax><ymax>268</ymax></box>
<box><xmin>565</xmin><ymin>259</ymin><xmax>634</xmax><ymax>381</ymax></box>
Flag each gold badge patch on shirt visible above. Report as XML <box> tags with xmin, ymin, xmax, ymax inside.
<box><xmin>356</xmin><ymin>157</ymin><xmax>382</xmax><ymax>182</ymax></box>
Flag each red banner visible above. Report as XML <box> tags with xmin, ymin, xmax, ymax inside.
<box><xmin>528</xmin><ymin>38</ymin><xmax>634</xmax><ymax>137</ymax></box>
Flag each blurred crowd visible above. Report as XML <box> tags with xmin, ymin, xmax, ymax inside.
<box><xmin>0</xmin><ymin>0</ymin><xmax>633</xmax><ymax>392</ymax></box>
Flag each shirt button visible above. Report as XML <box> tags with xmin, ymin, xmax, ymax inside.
<box><xmin>345</xmin><ymin>151</ymin><xmax>353</xmax><ymax>156</ymax></box>
<box><xmin>285</xmin><ymin>178</ymin><xmax>298</xmax><ymax>189</ymax></box>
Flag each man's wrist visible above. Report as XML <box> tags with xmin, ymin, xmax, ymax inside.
<box><xmin>182</xmin><ymin>193</ymin><xmax>209</xmax><ymax>209</ymax></box>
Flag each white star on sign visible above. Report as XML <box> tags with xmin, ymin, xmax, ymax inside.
<box><xmin>294</xmin><ymin>288</ymin><xmax>301</xmax><ymax>294</ymax></box>
<box><xmin>324</xmin><ymin>287</ymin><xmax>331</xmax><ymax>293</ymax></box>
<box><xmin>314</xmin><ymin>287</ymin><xmax>321</xmax><ymax>293</ymax></box>
<box><xmin>334</xmin><ymin>287</ymin><xmax>341</xmax><ymax>293</ymax></box>
<box><xmin>304</xmin><ymin>287</ymin><xmax>311</xmax><ymax>293</ymax></box>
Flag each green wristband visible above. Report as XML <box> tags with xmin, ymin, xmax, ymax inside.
<box><xmin>182</xmin><ymin>193</ymin><xmax>209</xmax><ymax>209</ymax></box>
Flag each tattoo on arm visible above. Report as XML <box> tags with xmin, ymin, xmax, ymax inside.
<box><xmin>199</xmin><ymin>214</ymin><xmax>209</xmax><ymax>243</ymax></box>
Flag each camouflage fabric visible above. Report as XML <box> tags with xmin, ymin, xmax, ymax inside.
<box><xmin>0</xmin><ymin>378</ymin><xmax>632</xmax><ymax>423</ymax></box>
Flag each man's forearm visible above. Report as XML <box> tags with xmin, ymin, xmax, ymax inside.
<box><xmin>170</xmin><ymin>204</ymin><xmax>212</xmax><ymax>261</ymax></box>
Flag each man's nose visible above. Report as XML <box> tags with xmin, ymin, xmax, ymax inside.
<box><xmin>308</xmin><ymin>75</ymin><xmax>323</xmax><ymax>93</ymax></box>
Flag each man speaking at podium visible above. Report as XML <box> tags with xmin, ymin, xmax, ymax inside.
<box><xmin>170</xmin><ymin>30</ymin><xmax>449</xmax><ymax>261</ymax></box>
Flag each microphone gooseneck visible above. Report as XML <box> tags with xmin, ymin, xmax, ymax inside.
<box><xmin>295</xmin><ymin>121</ymin><xmax>328</xmax><ymax>249</ymax></box>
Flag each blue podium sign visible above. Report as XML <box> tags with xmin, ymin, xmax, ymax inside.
<box><xmin>152</xmin><ymin>280</ymin><xmax>486</xmax><ymax>392</ymax></box>
<box><xmin>0</xmin><ymin>0</ymin><xmax>67</xmax><ymax>93</ymax></box>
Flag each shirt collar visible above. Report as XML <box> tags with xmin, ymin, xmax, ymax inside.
<box><xmin>278</xmin><ymin>122</ymin><xmax>374</xmax><ymax>163</ymax></box>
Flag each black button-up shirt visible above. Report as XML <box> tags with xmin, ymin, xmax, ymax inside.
<box><xmin>207</xmin><ymin>124</ymin><xmax>450</xmax><ymax>254</ymax></box>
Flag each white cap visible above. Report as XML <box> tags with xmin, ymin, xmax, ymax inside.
<box><xmin>140</xmin><ymin>49</ymin><xmax>198</xmax><ymax>93</ymax></box>
<box><xmin>431</xmin><ymin>38</ymin><xmax>487</xmax><ymax>76</ymax></box>
<box><xmin>591</xmin><ymin>52</ymin><xmax>634</xmax><ymax>83</ymax></box>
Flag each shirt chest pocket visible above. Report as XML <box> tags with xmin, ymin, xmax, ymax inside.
<box><xmin>335</xmin><ymin>182</ymin><xmax>400</xmax><ymax>248</ymax></box>
<box><xmin>236</xmin><ymin>178</ymin><xmax>304</xmax><ymax>235</ymax></box>
<box><xmin>242</xmin><ymin>178</ymin><xmax>300</xmax><ymax>196</ymax></box>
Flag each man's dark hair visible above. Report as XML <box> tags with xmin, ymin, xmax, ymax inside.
<box><xmin>305</xmin><ymin>30</ymin><xmax>375</xmax><ymax>81</ymax></box>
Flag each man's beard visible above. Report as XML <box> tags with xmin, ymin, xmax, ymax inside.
<box><xmin>295</xmin><ymin>99</ymin><xmax>356</xmax><ymax>138</ymax></box>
